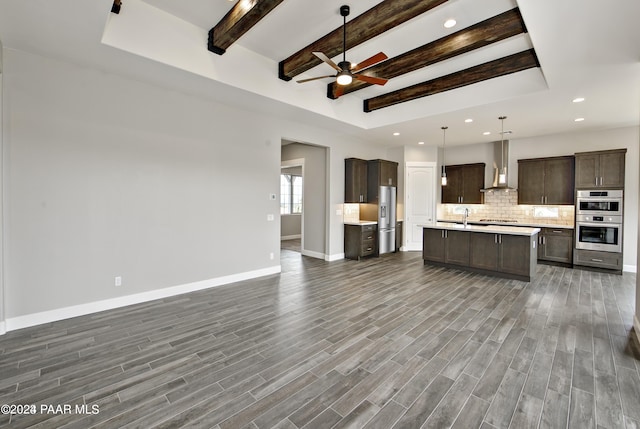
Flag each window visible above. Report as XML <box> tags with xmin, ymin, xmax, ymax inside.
<box><xmin>280</xmin><ymin>174</ymin><xmax>302</xmax><ymax>214</ymax></box>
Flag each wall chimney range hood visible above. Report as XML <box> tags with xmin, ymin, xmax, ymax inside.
<box><xmin>481</xmin><ymin>139</ymin><xmax>517</xmax><ymax>192</ymax></box>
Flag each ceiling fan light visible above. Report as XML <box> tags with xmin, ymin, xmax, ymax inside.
<box><xmin>336</xmin><ymin>71</ymin><xmax>353</xmax><ymax>85</ymax></box>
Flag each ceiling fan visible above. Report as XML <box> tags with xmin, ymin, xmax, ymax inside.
<box><xmin>296</xmin><ymin>5</ymin><xmax>389</xmax><ymax>95</ymax></box>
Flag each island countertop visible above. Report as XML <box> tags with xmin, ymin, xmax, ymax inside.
<box><xmin>420</xmin><ymin>222</ymin><xmax>540</xmax><ymax>236</ymax></box>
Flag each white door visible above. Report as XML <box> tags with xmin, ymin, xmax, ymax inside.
<box><xmin>404</xmin><ymin>163</ymin><xmax>436</xmax><ymax>251</ymax></box>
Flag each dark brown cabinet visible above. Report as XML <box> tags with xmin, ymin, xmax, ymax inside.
<box><xmin>575</xmin><ymin>149</ymin><xmax>626</xmax><ymax>189</ymax></box>
<box><xmin>344</xmin><ymin>224</ymin><xmax>377</xmax><ymax>260</ymax></box>
<box><xmin>424</xmin><ymin>227</ymin><xmax>538</xmax><ymax>281</ymax></box>
<box><xmin>441</xmin><ymin>163</ymin><xmax>485</xmax><ymax>204</ymax></box>
<box><xmin>396</xmin><ymin>221</ymin><xmax>403</xmax><ymax>252</ymax></box>
<box><xmin>345</xmin><ymin>158</ymin><xmax>368</xmax><ymax>203</ymax></box>
<box><xmin>574</xmin><ymin>248</ymin><xmax>622</xmax><ymax>272</ymax></box>
<box><xmin>517</xmin><ymin>156</ymin><xmax>574</xmax><ymax>205</ymax></box>
<box><xmin>538</xmin><ymin>228</ymin><xmax>573</xmax><ymax>265</ymax></box>
<box><xmin>422</xmin><ymin>228</ymin><xmax>469</xmax><ymax>266</ymax></box>
<box><xmin>470</xmin><ymin>232</ymin><xmax>536</xmax><ymax>279</ymax></box>
<box><xmin>368</xmin><ymin>159</ymin><xmax>398</xmax><ymax>203</ymax></box>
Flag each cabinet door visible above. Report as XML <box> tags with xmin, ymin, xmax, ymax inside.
<box><xmin>470</xmin><ymin>233</ymin><xmax>499</xmax><ymax>271</ymax></box>
<box><xmin>518</xmin><ymin>160</ymin><xmax>545</xmax><ymax>204</ymax></box>
<box><xmin>461</xmin><ymin>164</ymin><xmax>485</xmax><ymax>204</ymax></box>
<box><xmin>600</xmin><ymin>152</ymin><xmax>625</xmax><ymax>188</ymax></box>
<box><xmin>445</xmin><ymin>230</ymin><xmax>470</xmax><ymax>266</ymax></box>
<box><xmin>544</xmin><ymin>157</ymin><xmax>575</xmax><ymax>204</ymax></box>
<box><xmin>575</xmin><ymin>154</ymin><xmax>599</xmax><ymax>188</ymax></box>
<box><xmin>423</xmin><ymin>229</ymin><xmax>445</xmax><ymax>262</ymax></box>
<box><xmin>499</xmin><ymin>234</ymin><xmax>531</xmax><ymax>277</ymax></box>
<box><xmin>345</xmin><ymin>158</ymin><xmax>368</xmax><ymax>203</ymax></box>
<box><xmin>540</xmin><ymin>229</ymin><xmax>573</xmax><ymax>263</ymax></box>
<box><xmin>441</xmin><ymin>166</ymin><xmax>462</xmax><ymax>203</ymax></box>
<box><xmin>380</xmin><ymin>161</ymin><xmax>398</xmax><ymax>187</ymax></box>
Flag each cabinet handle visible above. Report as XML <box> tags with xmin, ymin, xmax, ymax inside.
<box><xmin>595</xmin><ymin>177</ymin><xmax>598</xmax><ymax>186</ymax></box>
<box><xmin>541</xmin><ymin>196</ymin><xmax>544</xmax><ymax>204</ymax></box>
<box><xmin>591</xmin><ymin>258</ymin><xmax>603</xmax><ymax>262</ymax></box>
<box><xmin>499</xmin><ymin>235</ymin><xmax>502</xmax><ymax>244</ymax></box>
<box><xmin>552</xmin><ymin>230</ymin><xmax>562</xmax><ymax>233</ymax></box>
<box><xmin>495</xmin><ymin>234</ymin><xmax>498</xmax><ymax>244</ymax></box>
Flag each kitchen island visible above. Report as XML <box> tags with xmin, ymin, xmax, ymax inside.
<box><xmin>421</xmin><ymin>223</ymin><xmax>540</xmax><ymax>281</ymax></box>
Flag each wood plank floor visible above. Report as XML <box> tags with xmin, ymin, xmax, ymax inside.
<box><xmin>1</xmin><ymin>250</ymin><xmax>639</xmax><ymax>428</ymax></box>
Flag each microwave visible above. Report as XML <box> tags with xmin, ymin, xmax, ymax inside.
<box><xmin>576</xmin><ymin>190</ymin><xmax>623</xmax><ymax>216</ymax></box>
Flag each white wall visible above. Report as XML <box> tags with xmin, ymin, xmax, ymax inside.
<box><xmin>1</xmin><ymin>48</ymin><xmax>384</xmax><ymax>326</ymax></box>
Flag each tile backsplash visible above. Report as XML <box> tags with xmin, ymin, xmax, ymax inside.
<box><xmin>438</xmin><ymin>189</ymin><xmax>574</xmax><ymax>226</ymax></box>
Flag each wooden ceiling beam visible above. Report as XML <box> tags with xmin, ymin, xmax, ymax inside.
<box><xmin>278</xmin><ymin>0</ymin><xmax>448</xmax><ymax>81</ymax></box>
<box><xmin>208</xmin><ymin>0</ymin><xmax>286</xmax><ymax>55</ymax></box>
<box><xmin>328</xmin><ymin>8</ymin><xmax>527</xmax><ymax>99</ymax></box>
<box><xmin>111</xmin><ymin>0</ymin><xmax>121</xmax><ymax>14</ymax></box>
<box><xmin>363</xmin><ymin>49</ymin><xmax>540</xmax><ymax>112</ymax></box>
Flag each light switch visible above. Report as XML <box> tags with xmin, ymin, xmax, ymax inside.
<box><xmin>269</xmin><ymin>193</ymin><xmax>276</xmax><ymax>200</ymax></box>
<box><xmin>267</xmin><ymin>214</ymin><xmax>274</xmax><ymax>221</ymax></box>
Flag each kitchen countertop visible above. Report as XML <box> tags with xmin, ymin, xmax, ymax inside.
<box><xmin>422</xmin><ymin>222</ymin><xmax>540</xmax><ymax>236</ymax></box>
<box><xmin>437</xmin><ymin>219</ymin><xmax>573</xmax><ymax>229</ymax></box>
<box><xmin>344</xmin><ymin>221</ymin><xmax>377</xmax><ymax>226</ymax></box>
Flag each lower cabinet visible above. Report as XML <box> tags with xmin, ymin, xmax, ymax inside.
<box><xmin>574</xmin><ymin>249</ymin><xmax>622</xmax><ymax>272</ymax></box>
<box><xmin>422</xmin><ymin>228</ymin><xmax>469</xmax><ymax>266</ymax></box>
<box><xmin>538</xmin><ymin>228</ymin><xmax>573</xmax><ymax>265</ymax></box>
<box><xmin>396</xmin><ymin>221</ymin><xmax>403</xmax><ymax>252</ymax></box>
<box><xmin>468</xmin><ymin>232</ymin><xmax>537</xmax><ymax>280</ymax></box>
<box><xmin>345</xmin><ymin>224</ymin><xmax>377</xmax><ymax>260</ymax></box>
<box><xmin>423</xmin><ymin>227</ymin><xmax>538</xmax><ymax>281</ymax></box>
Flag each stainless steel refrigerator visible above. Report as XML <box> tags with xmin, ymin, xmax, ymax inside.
<box><xmin>378</xmin><ymin>186</ymin><xmax>397</xmax><ymax>254</ymax></box>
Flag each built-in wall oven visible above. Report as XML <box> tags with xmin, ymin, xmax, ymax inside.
<box><xmin>575</xmin><ymin>190</ymin><xmax>623</xmax><ymax>253</ymax></box>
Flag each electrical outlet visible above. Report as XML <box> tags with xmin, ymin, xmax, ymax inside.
<box><xmin>267</xmin><ymin>214</ymin><xmax>274</xmax><ymax>221</ymax></box>
<box><xmin>115</xmin><ymin>276</ymin><xmax>122</xmax><ymax>287</ymax></box>
<box><xmin>270</xmin><ymin>252</ymin><xmax>274</xmax><ymax>260</ymax></box>
<box><xmin>269</xmin><ymin>193</ymin><xmax>276</xmax><ymax>200</ymax></box>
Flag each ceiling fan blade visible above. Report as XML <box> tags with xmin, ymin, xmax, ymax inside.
<box><xmin>312</xmin><ymin>52</ymin><xmax>341</xmax><ymax>72</ymax></box>
<box><xmin>353</xmin><ymin>74</ymin><xmax>388</xmax><ymax>86</ymax></box>
<box><xmin>351</xmin><ymin>52</ymin><xmax>388</xmax><ymax>72</ymax></box>
<box><xmin>296</xmin><ymin>75</ymin><xmax>335</xmax><ymax>83</ymax></box>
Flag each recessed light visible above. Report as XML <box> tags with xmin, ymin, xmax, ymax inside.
<box><xmin>444</xmin><ymin>19</ymin><xmax>457</xmax><ymax>28</ymax></box>
<box><xmin>572</xmin><ymin>97</ymin><xmax>585</xmax><ymax>103</ymax></box>
<box><xmin>418</xmin><ymin>141</ymin><xmax>425</xmax><ymax>145</ymax></box>
<box><xmin>483</xmin><ymin>131</ymin><xmax>491</xmax><ymax>135</ymax></box>
<box><xmin>393</xmin><ymin>132</ymin><xmax>400</xmax><ymax>136</ymax></box>
<box><xmin>574</xmin><ymin>117</ymin><xmax>585</xmax><ymax>122</ymax></box>
<box><xmin>464</xmin><ymin>118</ymin><xmax>473</xmax><ymax>123</ymax></box>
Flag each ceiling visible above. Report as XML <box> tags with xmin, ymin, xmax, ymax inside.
<box><xmin>0</xmin><ymin>0</ymin><xmax>639</xmax><ymax>147</ymax></box>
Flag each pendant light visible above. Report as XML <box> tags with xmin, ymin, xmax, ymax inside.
<box><xmin>498</xmin><ymin>116</ymin><xmax>507</xmax><ymax>185</ymax></box>
<box><xmin>441</xmin><ymin>126</ymin><xmax>448</xmax><ymax>186</ymax></box>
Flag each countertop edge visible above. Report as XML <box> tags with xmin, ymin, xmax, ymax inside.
<box><xmin>421</xmin><ymin>222</ymin><xmax>541</xmax><ymax>237</ymax></box>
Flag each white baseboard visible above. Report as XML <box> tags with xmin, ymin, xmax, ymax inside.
<box><xmin>403</xmin><ymin>244</ymin><xmax>423</xmax><ymax>252</ymax></box>
<box><xmin>301</xmin><ymin>249</ymin><xmax>325</xmax><ymax>260</ymax></box>
<box><xmin>281</xmin><ymin>235</ymin><xmax>301</xmax><ymax>240</ymax></box>
<box><xmin>326</xmin><ymin>253</ymin><xmax>345</xmax><ymax>262</ymax></box>
<box><xmin>0</xmin><ymin>321</ymin><xmax>5</xmax><ymax>335</ymax></box>
<box><xmin>623</xmin><ymin>264</ymin><xmax>637</xmax><ymax>273</ymax></box>
<box><xmin>634</xmin><ymin>315</ymin><xmax>640</xmax><ymax>344</ymax></box>
<box><xmin>4</xmin><ymin>265</ymin><xmax>281</xmax><ymax>333</ymax></box>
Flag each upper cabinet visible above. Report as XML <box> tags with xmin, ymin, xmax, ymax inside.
<box><xmin>575</xmin><ymin>149</ymin><xmax>626</xmax><ymax>189</ymax></box>
<box><xmin>345</xmin><ymin>158</ymin><xmax>368</xmax><ymax>203</ymax></box>
<box><xmin>367</xmin><ymin>159</ymin><xmax>398</xmax><ymax>203</ymax></box>
<box><xmin>518</xmin><ymin>156</ymin><xmax>575</xmax><ymax>205</ymax></box>
<box><xmin>441</xmin><ymin>163</ymin><xmax>485</xmax><ymax>204</ymax></box>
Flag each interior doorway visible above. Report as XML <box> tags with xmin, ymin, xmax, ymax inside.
<box><xmin>404</xmin><ymin>162</ymin><xmax>437</xmax><ymax>251</ymax></box>
<box><xmin>281</xmin><ymin>140</ymin><xmax>328</xmax><ymax>260</ymax></box>
<box><xmin>280</xmin><ymin>160</ymin><xmax>304</xmax><ymax>254</ymax></box>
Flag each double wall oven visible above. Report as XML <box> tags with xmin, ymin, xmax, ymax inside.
<box><xmin>575</xmin><ymin>190</ymin><xmax>623</xmax><ymax>253</ymax></box>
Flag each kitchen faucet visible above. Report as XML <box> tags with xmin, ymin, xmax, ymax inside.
<box><xmin>463</xmin><ymin>208</ymin><xmax>469</xmax><ymax>227</ymax></box>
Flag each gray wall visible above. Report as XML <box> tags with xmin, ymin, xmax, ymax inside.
<box><xmin>1</xmin><ymin>48</ymin><xmax>386</xmax><ymax>322</ymax></box>
<box><xmin>281</xmin><ymin>143</ymin><xmax>326</xmax><ymax>256</ymax></box>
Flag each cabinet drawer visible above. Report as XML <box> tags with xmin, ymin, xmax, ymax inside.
<box><xmin>361</xmin><ymin>242</ymin><xmax>376</xmax><ymax>256</ymax></box>
<box><xmin>361</xmin><ymin>230</ymin><xmax>376</xmax><ymax>241</ymax></box>
<box><xmin>543</xmin><ymin>228</ymin><xmax>573</xmax><ymax>237</ymax></box>
<box><xmin>574</xmin><ymin>249</ymin><xmax>622</xmax><ymax>270</ymax></box>
<box><xmin>362</xmin><ymin>224</ymin><xmax>377</xmax><ymax>233</ymax></box>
